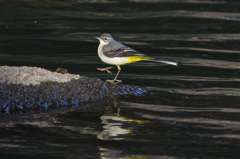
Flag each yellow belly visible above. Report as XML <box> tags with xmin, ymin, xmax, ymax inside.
<box><xmin>126</xmin><ymin>56</ymin><xmax>151</xmax><ymax>63</ymax></box>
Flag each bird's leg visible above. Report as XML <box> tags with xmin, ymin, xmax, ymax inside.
<box><xmin>96</xmin><ymin>67</ymin><xmax>114</xmax><ymax>74</ymax></box>
<box><xmin>106</xmin><ymin>65</ymin><xmax>122</xmax><ymax>84</ymax></box>
<box><xmin>113</xmin><ymin>65</ymin><xmax>121</xmax><ymax>82</ymax></box>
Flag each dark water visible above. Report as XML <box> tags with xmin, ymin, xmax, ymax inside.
<box><xmin>1</xmin><ymin>0</ymin><xmax>240</xmax><ymax>158</ymax></box>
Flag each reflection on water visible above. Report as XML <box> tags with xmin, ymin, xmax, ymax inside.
<box><xmin>1</xmin><ymin>0</ymin><xmax>240</xmax><ymax>158</ymax></box>
<box><xmin>1</xmin><ymin>99</ymin><xmax>240</xmax><ymax>158</ymax></box>
<box><xmin>98</xmin><ymin>113</ymin><xmax>148</xmax><ymax>141</ymax></box>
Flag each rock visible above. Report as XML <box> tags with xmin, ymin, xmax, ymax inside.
<box><xmin>0</xmin><ymin>66</ymin><xmax>146</xmax><ymax>111</ymax></box>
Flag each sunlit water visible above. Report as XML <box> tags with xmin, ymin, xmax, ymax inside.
<box><xmin>1</xmin><ymin>0</ymin><xmax>240</xmax><ymax>158</ymax></box>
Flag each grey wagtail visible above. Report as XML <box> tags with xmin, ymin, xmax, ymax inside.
<box><xmin>95</xmin><ymin>33</ymin><xmax>177</xmax><ymax>84</ymax></box>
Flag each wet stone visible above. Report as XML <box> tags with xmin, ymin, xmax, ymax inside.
<box><xmin>0</xmin><ymin>66</ymin><xmax>146</xmax><ymax>109</ymax></box>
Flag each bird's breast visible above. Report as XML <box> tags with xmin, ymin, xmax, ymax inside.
<box><xmin>97</xmin><ymin>50</ymin><xmax>128</xmax><ymax>65</ymax></box>
<box><xmin>98</xmin><ymin>44</ymin><xmax>105</xmax><ymax>54</ymax></box>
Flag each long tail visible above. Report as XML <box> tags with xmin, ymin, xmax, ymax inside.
<box><xmin>147</xmin><ymin>57</ymin><xmax>178</xmax><ymax>66</ymax></box>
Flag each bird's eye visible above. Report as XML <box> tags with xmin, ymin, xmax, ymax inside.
<box><xmin>104</xmin><ymin>38</ymin><xmax>108</xmax><ymax>40</ymax></box>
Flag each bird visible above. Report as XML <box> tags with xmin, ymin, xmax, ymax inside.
<box><xmin>95</xmin><ymin>33</ymin><xmax>177</xmax><ymax>84</ymax></box>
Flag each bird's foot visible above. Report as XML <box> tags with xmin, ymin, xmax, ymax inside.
<box><xmin>96</xmin><ymin>67</ymin><xmax>113</xmax><ymax>74</ymax></box>
<box><xmin>106</xmin><ymin>79</ymin><xmax>122</xmax><ymax>85</ymax></box>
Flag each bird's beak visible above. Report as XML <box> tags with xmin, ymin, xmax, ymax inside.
<box><xmin>95</xmin><ymin>37</ymin><xmax>100</xmax><ymax>40</ymax></box>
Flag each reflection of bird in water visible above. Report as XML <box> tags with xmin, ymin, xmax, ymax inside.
<box><xmin>97</xmin><ymin>114</ymin><xmax>148</xmax><ymax>141</ymax></box>
<box><xmin>103</xmin><ymin>98</ymin><xmax>121</xmax><ymax>115</ymax></box>
<box><xmin>98</xmin><ymin>99</ymin><xmax>148</xmax><ymax>140</ymax></box>
<box><xmin>95</xmin><ymin>33</ymin><xmax>178</xmax><ymax>84</ymax></box>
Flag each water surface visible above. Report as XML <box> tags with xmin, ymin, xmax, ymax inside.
<box><xmin>1</xmin><ymin>0</ymin><xmax>240</xmax><ymax>158</ymax></box>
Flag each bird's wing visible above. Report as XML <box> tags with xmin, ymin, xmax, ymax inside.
<box><xmin>104</xmin><ymin>46</ymin><xmax>147</xmax><ymax>58</ymax></box>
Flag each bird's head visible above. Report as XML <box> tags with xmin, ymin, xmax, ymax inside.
<box><xmin>95</xmin><ymin>33</ymin><xmax>114</xmax><ymax>45</ymax></box>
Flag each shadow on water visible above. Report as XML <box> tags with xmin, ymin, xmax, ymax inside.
<box><xmin>1</xmin><ymin>0</ymin><xmax>240</xmax><ymax>158</ymax></box>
